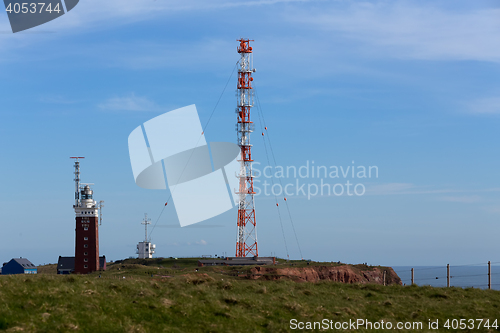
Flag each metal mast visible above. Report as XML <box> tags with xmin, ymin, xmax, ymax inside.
<box><xmin>142</xmin><ymin>213</ymin><xmax>151</xmax><ymax>242</ymax></box>
<box><xmin>98</xmin><ymin>200</ymin><xmax>104</xmax><ymax>226</ymax></box>
<box><xmin>235</xmin><ymin>39</ymin><xmax>258</xmax><ymax>257</ymax></box>
<box><xmin>70</xmin><ymin>157</ymin><xmax>85</xmax><ymax>208</ymax></box>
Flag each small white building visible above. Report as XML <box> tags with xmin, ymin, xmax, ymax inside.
<box><xmin>137</xmin><ymin>241</ymin><xmax>156</xmax><ymax>259</ymax></box>
<box><xmin>136</xmin><ymin>214</ymin><xmax>155</xmax><ymax>259</ymax></box>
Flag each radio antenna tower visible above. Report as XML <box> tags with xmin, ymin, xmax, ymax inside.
<box><xmin>235</xmin><ymin>39</ymin><xmax>258</xmax><ymax>257</ymax></box>
<box><xmin>142</xmin><ymin>213</ymin><xmax>151</xmax><ymax>242</ymax></box>
<box><xmin>70</xmin><ymin>157</ymin><xmax>85</xmax><ymax>207</ymax></box>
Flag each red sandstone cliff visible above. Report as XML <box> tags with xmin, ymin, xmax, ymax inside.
<box><xmin>248</xmin><ymin>265</ymin><xmax>401</xmax><ymax>285</ymax></box>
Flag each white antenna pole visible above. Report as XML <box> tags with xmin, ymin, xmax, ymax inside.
<box><xmin>141</xmin><ymin>214</ymin><xmax>151</xmax><ymax>242</ymax></box>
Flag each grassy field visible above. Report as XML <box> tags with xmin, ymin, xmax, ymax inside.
<box><xmin>0</xmin><ymin>258</ymin><xmax>499</xmax><ymax>332</ymax></box>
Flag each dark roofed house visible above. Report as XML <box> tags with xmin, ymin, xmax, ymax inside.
<box><xmin>58</xmin><ymin>256</ymin><xmax>106</xmax><ymax>274</ymax></box>
<box><xmin>99</xmin><ymin>256</ymin><xmax>107</xmax><ymax>271</ymax></box>
<box><xmin>57</xmin><ymin>256</ymin><xmax>75</xmax><ymax>275</ymax></box>
<box><xmin>1</xmin><ymin>258</ymin><xmax>37</xmax><ymax>275</ymax></box>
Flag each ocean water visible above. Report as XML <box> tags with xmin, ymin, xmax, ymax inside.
<box><xmin>393</xmin><ymin>266</ymin><xmax>500</xmax><ymax>290</ymax></box>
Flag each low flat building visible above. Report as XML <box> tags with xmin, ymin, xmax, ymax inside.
<box><xmin>1</xmin><ymin>258</ymin><xmax>37</xmax><ymax>275</ymax></box>
<box><xmin>198</xmin><ymin>256</ymin><xmax>275</xmax><ymax>267</ymax></box>
<box><xmin>57</xmin><ymin>256</ymin><xmax>106</xmax><ymax>274</ymax></box>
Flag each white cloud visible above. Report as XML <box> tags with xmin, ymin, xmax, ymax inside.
<box><xmin>172</xmin><ymin>239</ymin><xmax>208</xmax><ymax>246</ymax></box>
<box><xmin>3</xmin><ymin>0</ymin><xmax>500</xmax><ymax>73</ymax></box>
<box><xmin>15</xmin><ymin>0</ymin><xmax>322</xmax><ymax>32</ymax></box>
<box><xmin>467</xmin><ymin>97</ymin><xmax>500</xmax><ymax>115</ymax></box>
<box><xmin>288</xmin><ymin>2</ymin><xmax>500</xmax><ymax>63</ymax></box>
<box><xmin>367</xmin><ymin>183</ymin><xmax>500</xmax><ymax>197</ymax></box>
<box><xmin>438</xmin><ymin>195</ymin><xmax>482</xmax><ymax>204</ymax></box>
<box><xmin>98</xmin><ymin>93</ymin><xmax>159</xmax><ymax>112</ymax></box>
<box><xmin>0</xmin><ymin>0</ymin><xmax>320</xmax><ymax>65</ymax></box>
<box><xmin>39</xmin><ymin>95</ymin><xmax>79</xmax><ymax>104</ymax></box>
<box><xmin>95</xmin><ymin>39</ymin><xmax>235</xmax><ymax>70</ymax></box>
<box><xmin>366</xmin><ymin>183</ymin><xmax>454</xmax><ymax>195</ymax></box>
<box><xmin>483</xmin><ymin>205</ymin><xmax>500</xmax><ymax>214</ymax></box>
<box><xmin>367</xmin><ymin>183</ymin><xmax>416</xmax><ymax>195</ymax></box>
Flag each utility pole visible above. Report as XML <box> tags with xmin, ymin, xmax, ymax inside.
<box><xmin>447</xmin><ymin>264</ymin><xmax>450</xmax><ymax>288</ymax></box>
<box><xmin>488</xmin><ymin>261</ymin><xmax>491</xmax><ymax>290</ymax></box>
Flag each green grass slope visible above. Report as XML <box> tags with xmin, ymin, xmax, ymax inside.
<box><xmin>0</xmin><ymin>259</ymin><xmax>498</xmax><ymax>332</ymax></box>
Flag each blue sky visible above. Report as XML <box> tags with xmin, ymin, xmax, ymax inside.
<box><xmin>1</xmin><ymin>0</ymin><xmax>499</xmax><ymax>266</ymax></box>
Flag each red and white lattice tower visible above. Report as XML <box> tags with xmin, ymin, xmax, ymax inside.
<box><xmin>235</xmin><ymin>39</ymin><xmax>258</xmax><ymax>257</ymax></box>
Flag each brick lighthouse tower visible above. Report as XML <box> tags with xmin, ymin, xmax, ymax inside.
<box><xmin>71</xmin><ymin>157</ymin><xmax>101</xmax><ymax>274</ymax></box>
